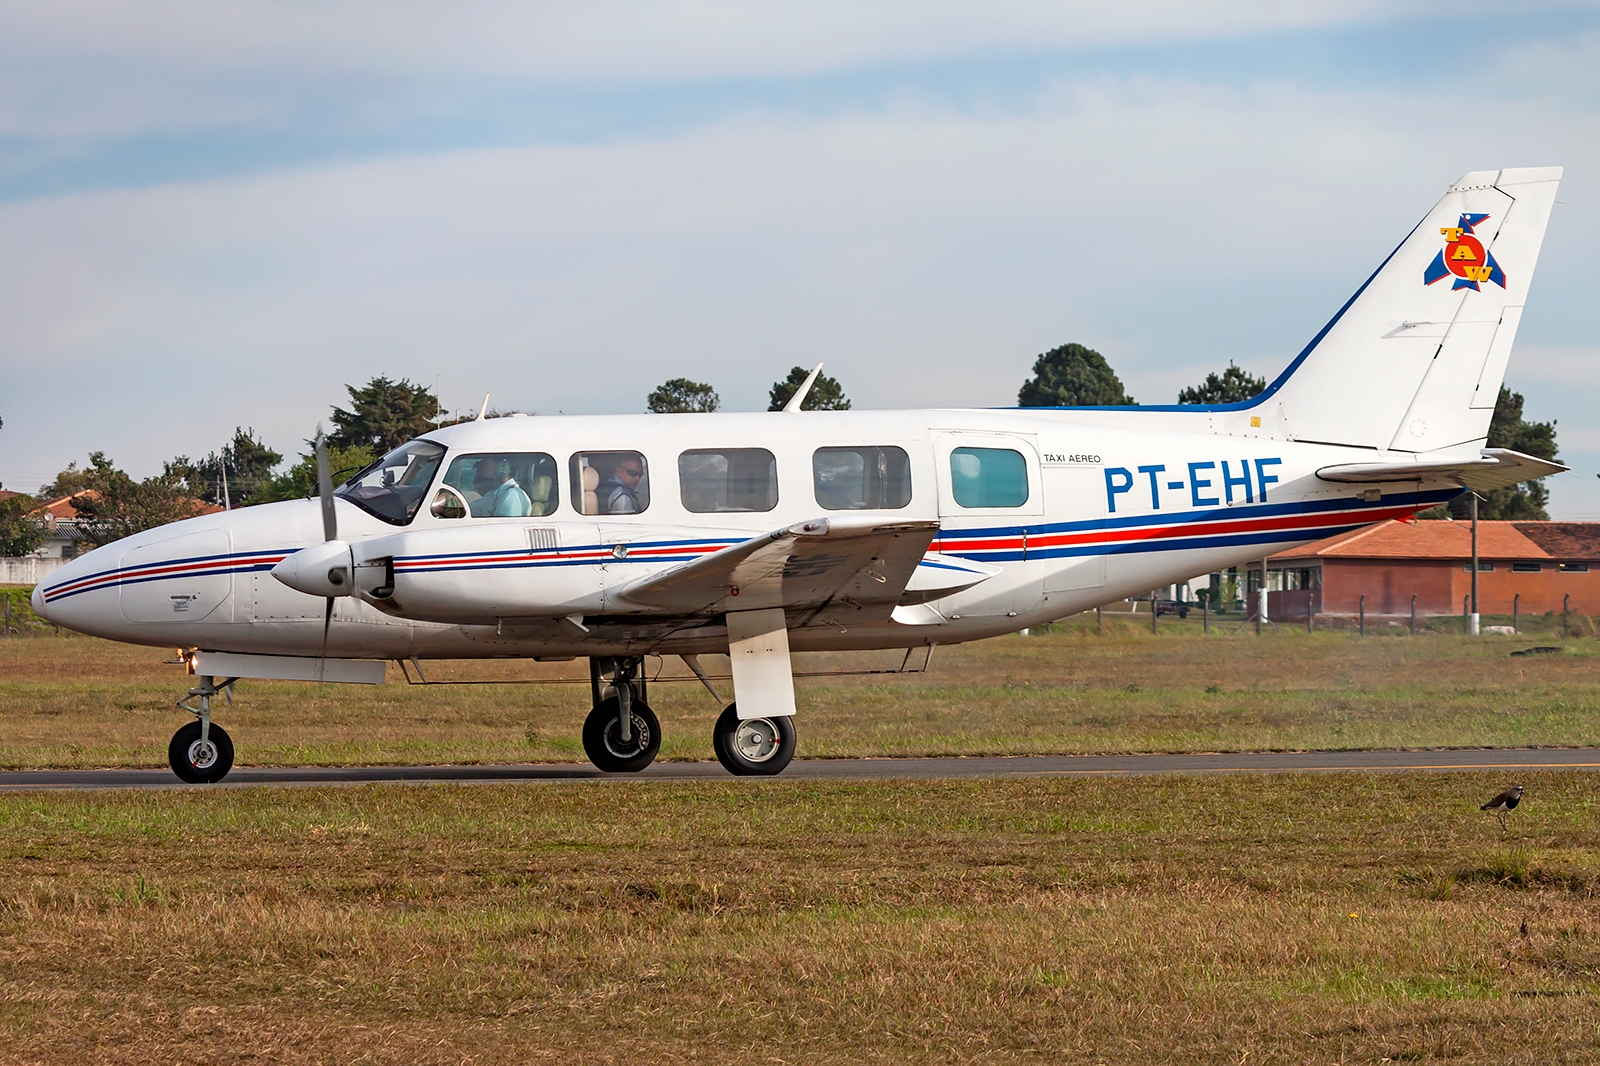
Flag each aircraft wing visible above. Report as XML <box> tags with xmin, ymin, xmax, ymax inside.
<box><xmin>1315</xmin><ymin>448</ymin><xmax>1567</xmax><ymax>493</ymax></box>
<box><xmin>612</xmin><ymin>516</ymin><xmax>948</xmax><ymax>623</ymax></box>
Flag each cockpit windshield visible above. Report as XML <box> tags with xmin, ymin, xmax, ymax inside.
<box><xmin>335</xmin><ymin>440</ymin><xmax>447</xmax><ymax>525</ymax></box>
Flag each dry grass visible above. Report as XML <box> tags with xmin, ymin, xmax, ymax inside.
<box><xmin>0</xmin><ymin>772</ymin><xmax>1596</xmax><ymax>1063</ymax></box>
<box><xmin>3</xmin><ymin>607</ymin><xmax>1600</xmax><ymax>768</ymax></box>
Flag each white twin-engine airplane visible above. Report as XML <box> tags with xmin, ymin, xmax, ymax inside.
<box><xmin>33</xmin><ymin>167</ymin><xmax>1567</xmax><ymax>783</ymax></box>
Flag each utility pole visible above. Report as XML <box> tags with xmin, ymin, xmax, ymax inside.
<box><xmin>1469</xmin><ymin>493</ymin><xmax>1479</xmax><ymax>635</ymax></box>
<box><xmin>1256</xmin><ymin>556</ymin><xmax>1268</xmax><ymax>636</ymax></box>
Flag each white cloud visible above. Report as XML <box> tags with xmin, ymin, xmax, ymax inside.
<box><xmin>1</xmin><ymin>74</ymin><xmax>1596</xmax><ymax>518</ymax></box>
<box><xmin>0</xmin><ymin>0</ymin><xmax>1458</xmax><ymax>137</ymax></box>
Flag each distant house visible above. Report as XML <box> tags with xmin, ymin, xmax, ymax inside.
<box><xmin>1260</xmin><ymin>520</ymin><xmax>1600</xmax><ymax>618</ymax></box>
<box><xmin>29</xmin><ymin>492</ymin><xmax>95</xmax><ymax>560</ymax></box>
<box><xmin>7</xmin><ymin>491</ymin><xmax>225</xmax><ymax>562</ymax></box>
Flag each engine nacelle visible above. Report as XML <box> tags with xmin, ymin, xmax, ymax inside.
<box><xmin>271</xmin><ymin>539</ymin><xmax>356</xmax><ymax>599</ymax></box>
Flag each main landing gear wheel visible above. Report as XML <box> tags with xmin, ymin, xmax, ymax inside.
<box><xmin>168</xmin><ymin>721</ymin><xmax>234</xmax><ymax>784</ymax></box>
<box><xmin>712</xmin><ymin>704</ymin><xmax>796</xmax><ymax>777</ymax></box>
<box><xmin>582</xmin><ymin>697</ymin><xmax>661</xmax><ymax>773</ymax></box>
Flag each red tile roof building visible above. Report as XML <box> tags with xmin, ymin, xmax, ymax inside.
<box><xmin>6</xmin><ymin>491</ymin><xmax>224</xmax><ymax>560</ymax></box>
<box><xmin>1264</xmin><ymin>520</ymin><xmax>1600</xmax><ymax>617</ymax></box>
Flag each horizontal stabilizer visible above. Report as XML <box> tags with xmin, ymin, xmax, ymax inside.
<box><xmin>614</xmin><ymin>516</ymin><xmax>941</xmax><ymax>622</ymax></box>
<box><xmin>1315</xmin><ymin>448</ymin><xmax>1567</xmax><ymax>492</ymax></box>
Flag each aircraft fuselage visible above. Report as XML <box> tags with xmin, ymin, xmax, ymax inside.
<box><xmin>33</xmin><ymin>406</ymin><xmax>1455</xmax><ymax>660</ymax></box>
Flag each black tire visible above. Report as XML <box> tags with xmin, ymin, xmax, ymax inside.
<box><xmin>711</xmin><ymin>704</ymin><xmax>796</xmax><ymax>777</ymax></box>
<box><xmin>582</xmin><ymin>697</ymin><xmax>661</xmax><ymax>773</ymax></box>
<box><xmin>168</xmin><ymin>721</ymin><xmax>234</xmax><ymax>784</ymax></box>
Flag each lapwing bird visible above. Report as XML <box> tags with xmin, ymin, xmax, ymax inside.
<box><xmin>1481</xmin><ymin>784</ymin><xmax>1525</xmax><ymax>833</ymax></box>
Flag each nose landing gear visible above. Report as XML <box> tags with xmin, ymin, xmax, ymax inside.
<box><xmin>171</xmin><ymin>675</ymin><xmax>237</xmax><ymax>784</ymax></box>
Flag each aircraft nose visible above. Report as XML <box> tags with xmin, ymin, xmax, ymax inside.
<box><xmin>29</xmin><ymin>546</ymin><xmax>112</xmax><ymax>633</ymax></box>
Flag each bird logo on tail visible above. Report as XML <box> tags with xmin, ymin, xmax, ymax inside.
<box><xmin>1424</xmin><ymin>213</ymin><xmax>1506</xmax><ymax>291</ymax></box>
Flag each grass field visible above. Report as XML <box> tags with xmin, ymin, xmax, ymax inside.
<box><xmin>2</xmin><ymin>590</ymin><xmax>1600</xmax><ymax>769</ymax></box>
<box><xmin>4</xmin><ymin>589</ymin><xmax>1599</xmax><ymax>1061</ymax></box>
<box><xmin>1</xmin><ymin>773</ymin><xmax>1595</xmax><ymax>1063</ymax></box>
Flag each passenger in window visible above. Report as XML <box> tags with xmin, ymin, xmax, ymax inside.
<box><xmin>471</xmin><ymin>457</ymin><xmax>534</xmax><ymax>517</ymax></box>
<box><xmin>448</xmin><ymin>461</ymin><xmax>481</xmax><ymax>509</ymax></box>
<box><xmin>595</xmin><ymin>454</ymin><xmax>646</xmax><ymax>514</ymax></box>
<box><xmin>461</xmin><ymin>458</ymin><xmax>495</xmax><ymax>510</ymax></box>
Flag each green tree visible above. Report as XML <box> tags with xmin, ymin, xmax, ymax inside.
<box><xmin>328</xmin><ymin>377</ymin><xmax>439</xmax><ymax>453</ymax></box>
<box><xmin>1017</xmin><ymin>343</ymin><xmax>1135</xmax><ymax>406</ymax></box>
<box><xmin>255</xmin><ymin>443</ymin><xmax>378</xmax><ymax>504</ymax></box>
<box><xmin>67</xmin><ymin>453</ymin><xmax>211</xmax><ymax>547</ymax></box>
<box><xmin>1177</xmin><ymin>361</ymin><xmax>1266</xmax><ymax>405</ymax></box>
<box><xmin>36</xmin><ymin>461</ymin><xmax>97</xmax><ymax>501</ymax></box>
<box><xmin>1466</xmin><ymin>386</ymin><xmax>1557</xmax><ymax>520</ymax></box>
<box><xmin>768</xmin><ymin>367</ymin><xmax>850</xmax><ymax>411</ymax></box>
<box><xmin>166</xmin><ymin>427</ymin><xmax>284</xmax><ymax>507</ymax></box>
<box><xmin>437</xmin><ymin>408</ymin><xmax>523</xmax><ymax>428</ymax></box>
<box><xmin>647</xmin><ymin>378</ymin><xmax>720</xmax><ymax>413</ymax></box>
<box><xmin>0</xmin><ymin>492</ymin><xmax>44</xmax><ymax>557</ymax></box>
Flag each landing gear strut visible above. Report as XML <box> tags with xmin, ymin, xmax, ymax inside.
<box><xmin>582</xmin><ymin>657</ymin><xmax>660</xmax><ymax>773</ymax></box>
<box><xmin>171</xmin><ymin>675</ymin><xmax>236</xmax><ymax>784</ymax></box>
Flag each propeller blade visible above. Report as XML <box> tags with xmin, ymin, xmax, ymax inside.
<box><xmin>315</xmin><ymin>427</ymin><xmax>337</xmax><ymax>543</ymax></box>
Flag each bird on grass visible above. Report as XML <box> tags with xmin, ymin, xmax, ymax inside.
<box><xmin>1481</xmin><ymin>784</ymin><xmax>1525</xmax><ymax>833</ymax></box>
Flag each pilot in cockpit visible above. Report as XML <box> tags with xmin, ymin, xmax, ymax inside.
<box><xmin>470</xmin><ymin>457</ymin><xmax>534</xmax><ymax>517</ymax></box>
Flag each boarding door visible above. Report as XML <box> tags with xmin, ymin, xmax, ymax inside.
<box><xmin>932</xmin><ymin>432</ymin><xmax>1044</xmax><ymax>618</ymax></box>
<box><xmin>1033</xmin><ymin>453</ymin><xmax>1107</xmax><ymax>603</ymax></box>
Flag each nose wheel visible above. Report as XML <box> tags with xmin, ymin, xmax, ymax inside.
<box><xmin>169</xmin><ymin>720</ymin><xmax>234</xmax><ymax>783</ymax></box>
<box><xmin>171</xmin><ymin>673</ymin><xmax>238</xmax><ymax>784</ymax></box>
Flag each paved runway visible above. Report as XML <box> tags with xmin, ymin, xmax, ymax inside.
<box><xmin>2</xmin><ymin>748</ymin><xmax>1598</xmax><ymax>790</ymax></box>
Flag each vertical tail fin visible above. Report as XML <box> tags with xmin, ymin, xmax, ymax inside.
<box><xmin>1249</xmin><ymin>167</ymin><xmax>1560</xmax><ymax>453</ymax></box>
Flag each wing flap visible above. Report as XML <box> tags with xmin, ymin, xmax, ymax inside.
<box><xmin>1316</xmin><ymin>448</ymin><xmax>1566</xmax><ymax>492</ymax></box>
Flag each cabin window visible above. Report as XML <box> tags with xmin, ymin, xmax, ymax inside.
<box><xmin>572</xmin><ymin>451</ymin><xmax>651</xmax><ymax>515</ymax></box>
<box><xmin>1512</xmin><ymin>561</ymin><xmax>1541</xmax><ymax>573</ymax></box>
<box><xmin>812</xmin><ymin>446</ymin><xmax>912</xmax><ymax>511</ymax></box>
<box><xmin>430</xmin><ymin>487</ymin><xmax>467</xmax><ymax>519</ymax></box>
<box><xmin>1560</xmin><ymin>562</ymin><xmax>1589</xmax><ymax>573</ymax></box>
<box><xmin>679</xmin><ymin>449</ymin><xmax>778</xmax><ymax>513</ymax></box>
<box><xmin>950</xmin><ymin>447</ymin><xmax>1029</xmax><ymax>508</ymax></box>
<box><xmin>435</xmin><ymin>452</ymin><xmax>558</xmax><ymax>518</ymax></box>
<box><xmin>336</xmin><ymin>440</ymin><xmax>447</xmax><ymax>526</ymax></box>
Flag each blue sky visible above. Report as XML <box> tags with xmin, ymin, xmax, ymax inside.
<box><xmin>2</xmin><ymin>1</ymin><xmax>1598</xmax><ymax>513</ymax></box>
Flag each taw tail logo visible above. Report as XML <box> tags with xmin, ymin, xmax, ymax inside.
<box><xmin>1424</xmin><ymin>213</ymin><xmax>1506</xmax><ymax>291</ymax></box>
